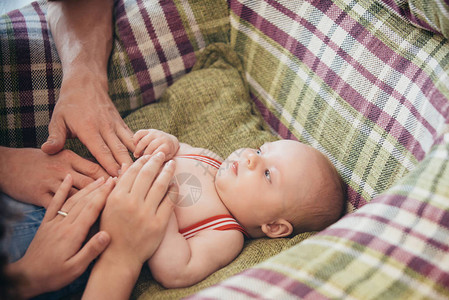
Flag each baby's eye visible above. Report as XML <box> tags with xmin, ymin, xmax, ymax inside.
<box><xmin>256</xmin><ymin>149</ymin><xmax>262</xmax><ymax>155</ymax></box>
<box><xmin>264</xmin><ymin>169</ymin><xmax>271</xmax><ymax>182</ymax></box>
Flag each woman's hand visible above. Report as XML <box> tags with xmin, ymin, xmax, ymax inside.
<box><xmin>101</xmin><ymin>153</ymin><xmax>176</xmax><ymax>265</ymax></box>
<box><xmin>8</xmin><ymin>175</ymin><xmax>114</xmax><ymax>298</ymax></box>
<box><xmin>83</xmin><ymin>153</ymin><xmax>176</xmax><ymax>300</ymax></box>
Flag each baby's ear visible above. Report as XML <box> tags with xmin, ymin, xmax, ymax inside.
<box><xmin>261</xmin><ymin>219</ymin><xmax>293</xmax><ymax>238</ymax></box>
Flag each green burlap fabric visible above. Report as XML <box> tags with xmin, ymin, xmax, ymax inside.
<box><xmin>123</xmin><ymin>43</ymin><xmax>314</xmax><ymax>299</ymax></box>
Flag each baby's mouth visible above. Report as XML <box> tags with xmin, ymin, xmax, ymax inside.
<box><xmin>232</xmin><ymin>161</ymin><xmax>238</xmax><ymax>175</ymax></box>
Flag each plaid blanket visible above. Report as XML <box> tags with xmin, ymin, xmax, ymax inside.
<box><xmin>1</xmin><ymin>0</ymin><xmax>449</xmax><ymax>298</ymax></box>
<box><xmin>190</xmin><ymin>0</ymin><xmax>449</xmax><ymax>298</ymax></box>
<box><xmin>0</xmin><ymin>0</ymin><xmax>229</xmax><ymax>148</ymax></box>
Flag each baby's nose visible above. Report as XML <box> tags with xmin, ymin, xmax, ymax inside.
<box><xmin>247</xmin><ymin>152</ymin><xmax>259</xmax><ymax>170</ymax></box>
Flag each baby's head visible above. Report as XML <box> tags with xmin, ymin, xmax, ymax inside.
<box><xmin>215</xmin><ymin>140</ymin><xmax>345</xmax><ymax>238</ymax></box>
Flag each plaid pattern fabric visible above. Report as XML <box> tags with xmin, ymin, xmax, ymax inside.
<box><xmin>111</xmin><ymin>0</ymin><xmax>229</xmax><ymax>111</ymax></box>
<box><xmin>228</xmin><ymin>0</ymin><xmax>449</xmax><ymax>212</ymax></box>
<box><xmin>189</xmin><ymin>0</ymin><xmax>449</xmax><ymax>298</ymax></box>
<box><xmin>0</xmin><ymin>1</ymin><xmax>60</xmax><ymax>148</ymax></box>
<box><xmin>381</xmin><ymin>0</ymin><xmax>449</xmax><ymax>38</ymax></box>
<box><xmin>3</xmin><ymin>0</ymin><xmax>449</xmax><ymax>298</ymax></box>
<box><xmin>191</xmin><ymin>130</ymin><xmax>449</xmax><ymax>299</ymax></box>
<box><xmin>0</xmin><ymin>0</ymin><xmax>229</xmax><ymax>148</ymax></box>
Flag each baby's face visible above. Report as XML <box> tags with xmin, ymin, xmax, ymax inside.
<box><xmin>215</xmin><ymin>140</ymin><xmax>319</xmax><ymax>235</ymax></box>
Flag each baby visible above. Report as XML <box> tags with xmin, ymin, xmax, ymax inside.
<box><xmin>133</xmin><ymin>129</ymin><xmax>345</xmax><ymax>288</ymax></box>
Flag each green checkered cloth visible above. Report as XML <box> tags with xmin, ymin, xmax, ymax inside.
<box><xmin>192</xmin><ymin>0</ymin><xmax>449</xmax><ymax>298</ymax></box>
<box><xmin>2</xmin><ymin>0</ymin><xmax>449</xmax><ymax>299</ymax></box>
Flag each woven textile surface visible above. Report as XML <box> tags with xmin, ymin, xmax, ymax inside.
<box><xmin>190</xmin><ymin>0</ymin><xmax>449</xmax><ymax>298</ymax></box>
<box><xmin>2</xmin><ymin>0</ymin><xmax>449</xmax><ymax>299</ymax></box>
<box><xmin>0</xmin><ymin>0</ymin><xmax>229</xmax><ymax>148</ymax></box>
<box><xmin>229</xmin><ymin>0</ymin><xmax>449</xmax><ymax>212</ymax></box>
<box><xmin>124</xmin><ymin>43</ymin><xmax>314</xmax><ymax>299</ymax></box>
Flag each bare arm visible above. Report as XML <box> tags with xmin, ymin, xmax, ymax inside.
<box><xmin>7</xmin><ymin>175</ymin><xmax>113</xmax><ymax>298</ymax></box>
<box><xmin>0</xmin><ymin>146</ymin><xmax>108</xmax><ymax>207</ymax></box>
<box><xmin>43</xmin><ymin>0</ymin><xmax>134</xmax><ymax>176</ymax></box>
<box><xmin>83</xmin><ymin>154</ymin><xmax>175</xmax><ymax>300</ymax></box>
<box><xmin>148</xmin><ymin>214</ymin><xmax>244</xmax><ymax>288</ymax></box>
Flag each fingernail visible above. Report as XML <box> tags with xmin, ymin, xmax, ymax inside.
<box><xmin>156</xmin><ymin>152</ymin><xmax>164</xmax><ymax>158</ymax></box>
<box><xmin>97</xmin><ymin>232</ymin><xmax>110</xmax><ymax>245</ymax></box>
<box><xmin>118</xmin><ymin>164</ymin><xmax>125</xmax><ymax>175</ymax></box>
<box><xmin>95</xmin><ymin>177</ymin><xmax>105</xmax><ymax>184</ymax></box>
<box><xmin>167</xmin><ymin>160</ymin><xmax>175</xmax><ymax>167</ymax></box>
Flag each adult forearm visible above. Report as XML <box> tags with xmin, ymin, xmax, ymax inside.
<box><xmin>47</xmin><ymin>0</ymin><xmax>113</xmax><ymax>86</ymax></box>
<box><xmin>0</xmin><ymin>147</ymin><xmax>43</xmax><ymax>206</ymax></box>
<box><xmin>0</xmin><ymin>146</ymin><xmax>12</xmax><ymax>194</ymax></box>
<box><xmin>83</xmin><ymin>250</ymin><xmax>142</xmax><ymax>300</ymax></box>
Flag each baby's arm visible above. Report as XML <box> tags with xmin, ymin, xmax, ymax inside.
<box><xmin>133</xmin><ymin>129</ymin><xmax>180</xmax><ymax>160</ymax></box>
<box><xmin>148</xmin><ymin>214</ymin><xmax>244</xmax><ymax>288</ymax></box>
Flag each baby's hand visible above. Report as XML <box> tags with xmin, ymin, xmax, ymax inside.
<box><xmin>133</xmin><ymin>129</ymin><xmax>180</xmax><ymax>160</ymax></box>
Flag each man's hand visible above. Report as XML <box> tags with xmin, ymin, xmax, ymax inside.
<box><xmin>41</xmin><ymin>77</ymin><xmax>135</xmax><ymax>176</ymax></box>
<box><xmin>0</xmin><ymin>146</ymin><xmax>108</xmax><ymax>208</ymax></box>
<box><xmin>44</xmin><ymin>0</ymin><xmax>133</xmax><ymax>176</ymax></box>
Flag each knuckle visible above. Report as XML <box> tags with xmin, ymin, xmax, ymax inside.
<box><xmin>84</xmin><ymin>199</ymin><xmax>99</xmax><ymax>213</ymax></box>
<box><xmin>153</xmin><ymin>180</ymin><xmax>167</xmax><ymax>193</ymax></box>
<box><xmin>113</xmin><ymin>142</ymin><xmax>129</xmax><ymax>154</ymax></box>
<box><xmin>98</xmin><ymin>143</ymin><xmax>112</xmax><ymax>155</ymax></box>
<box><xmin>68</xmin><ymin>261</ymin><xmax>84</xmax><ymax>278</ymax></box>
<box><xmin>60</xmin><ymin>149</ymin><xmax>75</xmax><ymax>158</ymax></box>
<box><xmin>86</xmin><ymin>163</ymin><xmax>102</xmax><ymax>176</ymax></box>
<box><xmin>79</xmin><ymin>177</ymin><xmax>93</xmax><ymax>188</ymax></box>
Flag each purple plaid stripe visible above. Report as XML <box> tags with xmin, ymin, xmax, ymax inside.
<box><xmin>251</xmin><ymin>93</ymin><xmax>298</xmax><ymax>140</ymax></box>
<box><xmin>323</xmin><ymin>226</ymin><xmax>449</xmax><ymax>287</ymax></box>
<box><xmin>2</xmin><ymin>2</ymin><xmax>57</xmax><ymax>148</ymax></box>
<box><xmin>321</xmin><ymin>195</ymin><xmax>449</xmax><ymax>286</ymax></box>
<box><xmin>232</xmin><ymin>0</ymin><xmax>446</xmax><ymax>162</ymax></box>
<box><xmin>379</xmin><ymin>0</ymin><xmax>439</xmax><ymax>34</ymax></box>
<box><xmin>115</xmin><ymin>0</ymin><xmax>156</xmax><ymax>103</ymax></box>
<box><xmin>220</xmin><ymin>284</ymin><xmax>261</xmax><ymax>298</ymax></box>
<box><xmin>34</xmin><ymin>2</ymin><xmax>57</xmax><ymax>107</ymax></box>
<box><xmin>115</xmin><ymin>0</ymin><xmax>197</xmax><ymax>104</ymax></box>
<box><xmin>242</xmin><ymin>268</ymin><xmax>329</xmax><ymax>299</ymax></box>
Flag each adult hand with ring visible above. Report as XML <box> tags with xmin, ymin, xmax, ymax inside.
<box><xmin>57</xmin><ymin>210</ymin><xmax>69</xmax><ymax>217</ymax></box>
<box><xmin>7</xmin><ymin>174</ymin><xmax>115</xmax><ymax>298</ymax></box>
<box><xmin>84</xmin><ymin>153</ymin><xmax>176</xmax><ymax>299</ymax></box>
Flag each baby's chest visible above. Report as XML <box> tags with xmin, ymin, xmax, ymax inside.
<box><xmin>171</xmin><ymin>157</ymin><xmax>228</xmax><ymax>229</ymax></box>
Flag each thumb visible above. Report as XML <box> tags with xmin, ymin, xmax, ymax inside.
<box><xmin>70</xmin><ymin>231</ymin><xmax>110</xmax><ymax>269</ymax></box>
<box><xmin>41</xmin><ymin>117</ymin><xmax>68</xmax><ymax>154</ymax></box>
